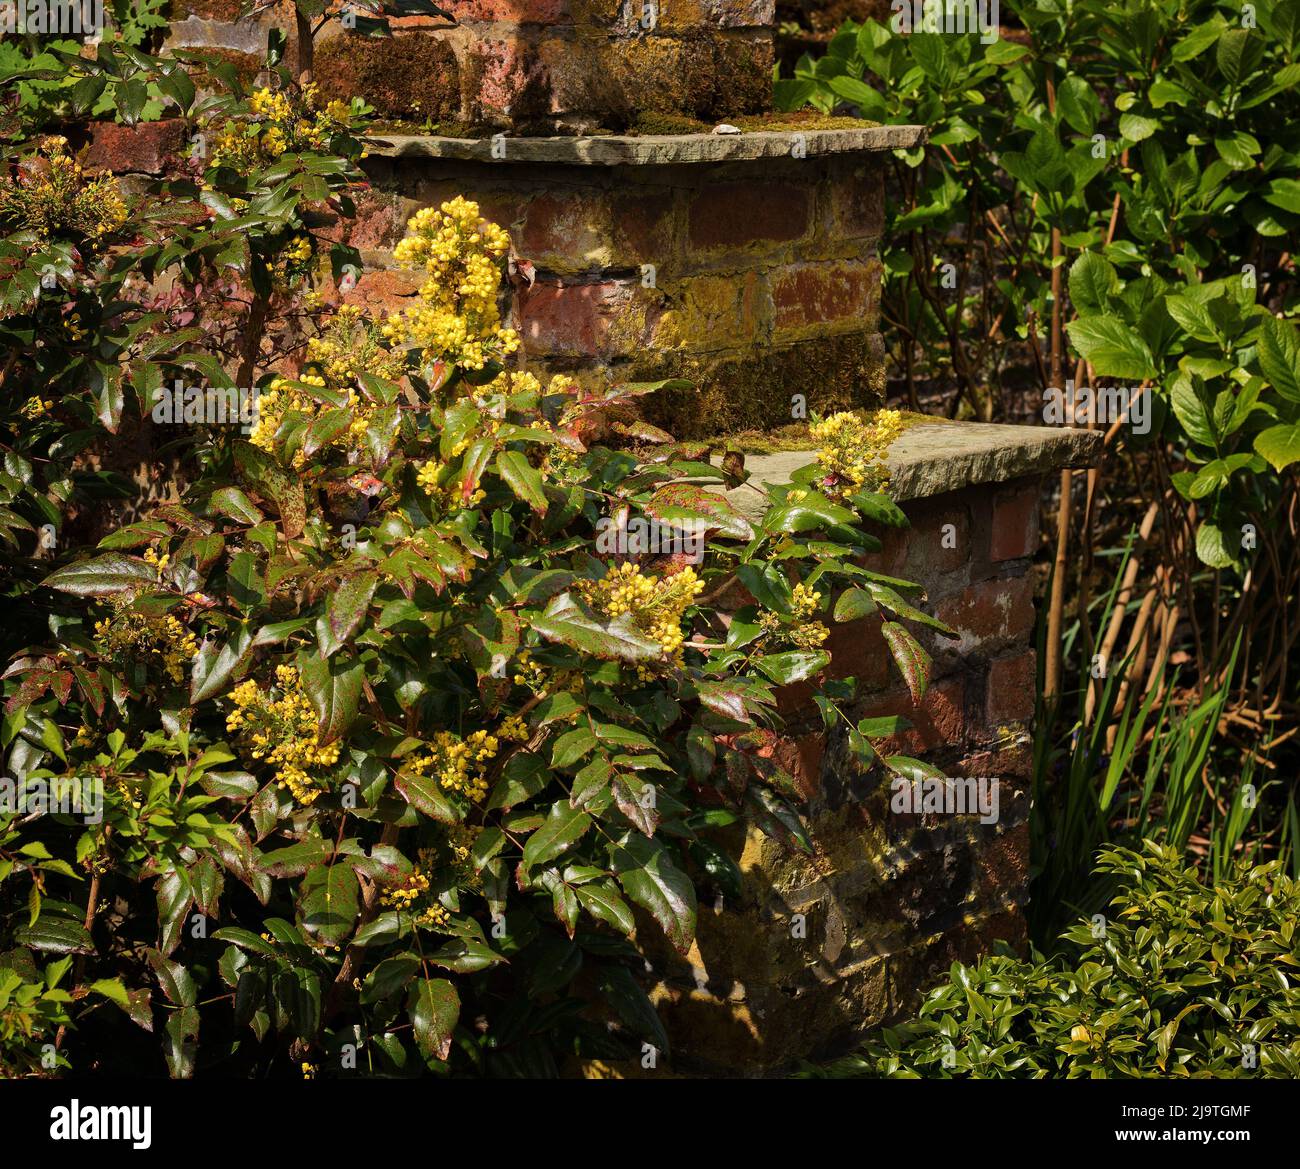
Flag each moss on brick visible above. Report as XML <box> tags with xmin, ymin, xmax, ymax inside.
<box><xmin>631</xmin><ymin>111</ymin><xmax>713</xmax><ymax>135</ymax></box>
<box><xmin>315</xmin><ymin>33</ymin><xmax>460</xmax><ymax>122</ymax></box>
<box><xmin>637</xmin><ymin>331</ymin><xmax>885</xmax><ymax>438</ymax></box>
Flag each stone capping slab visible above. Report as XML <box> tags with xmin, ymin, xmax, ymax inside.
<box><xmin>368</xmin><ymin>125</ymin><xmax>928</xmax><ymax>167</ymax></box>
<box><xmin>714</xmin><ymin>421</ymin><xmax>1104</xmax><ymax>520</ymax></box>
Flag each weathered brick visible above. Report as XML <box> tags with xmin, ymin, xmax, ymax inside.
<box><xmin>81</xmin><ymin>120</ymin><xmax>187</xmax><ymax>176</ymax></box>
<box><xmin>516</xmin><ymin>277</ymin><xmax>649</xmax><ymax>357</ymax></box>
<box><xmin>688</xmin><ymin>181</ymin><xmax>810</xmax><ymax>252</ymax></box>
<box><xmin>316</xmin><ymin>32</ymin><xmax>461</xmax><ymax>122</ymax></box>
<box><xmin>974</xmin><ymin>823</ymin><xmax>1031</xmax><ymax>900</ymax></box>
<box><xmin>648</xmin><ymin>271</ymin><xmax>768</xmax><ymax>352</ymax></box>
<box><xmin>989</xmin><ymin>480</ymin><xmax>1041</xmax><ymax>562</ymax></box>
<box><xmin>342</xmin><ymin>268</ymin><xmax>423</xmax><ymax>314</ymax></box>
<box><xmin>520</xmin><ymin>191</ymin><xmax>616</xmax><ymax>269</ymax></box>
<box><xmin>986</xmin><ymin>650</ymin><xmax>1037</xmax><ymax>725</ymax></box>
<box><xmin>934</xmin><ymin>574</ymin><xmax>1035</xmax><ymax>656</ymax></box>
<box><xmin>609</xmin><ymin>188</ymin><xmax>677</xmax><ymax>265</ymax></box>
<box><xmin>828</xmin><ymin>164</ymin><xmax>885</xmax><ymax>240</ymax></box>
<box><xmin>824</xmin><ymin>614</ymin><xmax>891</xmax><ymax>693</ymax></box>
<box><xmin>768</xmin><ymin>731</ymin><xmax>825</xmax><ymax>800</ymax></box>
<box><xmin>771</xmin><ymin>258</ymin><xmax>880</xmax><ymax>336</ymax></box>
<box><xmin>864</xmin><ymin>494</ymin><xmax>970</xmax><ymax>582</ymax></box>
<box><xmin>471</xmin><ymin>36</ymin><xmax>551</xmax><ymax>120</ymax></box>
<box><xmin>853</xmin><ymin>676</ymin><xmax>966</xmax><ymax>757</ymax></box>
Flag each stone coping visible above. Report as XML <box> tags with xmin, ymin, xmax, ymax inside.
<box><xmin>367</xmin><ymin>125</ymin><xmax>928</xmax><ymax>167</ymax></box>
<box><xmin>714</xmin><ymin>420</ymin><xmax>1103</xmax><ymax>519</ymax></box>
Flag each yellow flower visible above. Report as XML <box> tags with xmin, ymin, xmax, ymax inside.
<box><xmin>403</xmin><ymin>729</ymin><xmax>500</xmax><ymax>804</ymax></box>
<box><xmin>19</xmin><ymin>396</ymin><xmax>52</xmax><ymax>419</ymax></box>
<box><xmin>385</xmin><ymin>198</ymin><xmax>517</xmax><ymax>371</ymax></box>
<box><xmin>93</xmin><ymin>597</ymin><xmax>198</xmax><ymax>684</ymax></box>
<box><xmin>809</xmin><ymin>409</ymin><xmax>902</xmax><ymax>502</ymax></box>
<box><xmin>577</xmin><ymin>562</ymin><xmax>704</xmax><ymax>672</ymax></box>
<box><xmin>0</xmin><ymin>137</ymin><xmax>127</xmax><ymax>245</ymax></box>
<box><xmin>225</xmin><ymin>665</ymin><xmax>340</xmax><ymax>805</ymax></box>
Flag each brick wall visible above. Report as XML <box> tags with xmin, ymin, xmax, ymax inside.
<box><xmin>345</xmin><ymin>148</ymin><xmax>887</xmax><ymax>435</ymax></box>
<box><xmin>167</xmin><ymin>0</ymin><xmax>775</xmax><ymax>132</ymax></box>
<box><xmin>640</xmin><ymin>474</ymin><xmax>1043</xmax><ymax>1075</ymax></box>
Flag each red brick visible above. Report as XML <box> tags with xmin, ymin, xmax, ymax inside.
<box><xmin>609</xmin><ymin>189</ymin><xmax>676</xmax><ymax>264</ymax></box>
<box><xmin>990</xmin><ymin>482</ymin><xmax>1041</xmax><ymax>562</ymax></box>
<box><xmin>975</xmin><ymin>823</ymin><xmax>1030</xmax><ymax>897</ymax></box>
<box><xmin>956</xmin><ymin>744</ymin><xmax>1032</xmax><ymax>783</ymax></box>
<box><xmin>473</xmin><ymin>37</ymin><xmax>551</xmax><ymax>119</ymax></box>
<box><xmin>343</xmin><ymin>268</ymin><xmax>423</xmax><ymax>314</ymax></box>
<box><xmin>860</xmin><ymin>491</ymin><xmax>971</xmax><ymax>584</ymax></box>
<box><xmin>768</xmin><ymin>732</ymin><xmax>825</xmax><ymax>800</ymax></box>
<box><xmin>824</xmin><ymin>615</ymin><xmax>891</xmax><ymax>692</ymax></box>
<box><xmin>345</xmin><ymin>190</ymin><xmax>407</xmax><ymax>251</ymax></box>
<box><xmin>688</xmin><ymin>182</ymin><xmax>810</xmax><ymax>252</ymax></box>
<box><xmin>516</xmin><ymin>278</ymin><xmax>644</xmax><ymax>357</ymax></box>
<box><xmin>521</xmin><ymin>192</ymin><xmax>611</xmax><ymax>265</ymax></box>
<box><xmin>985</xmin><ymin>650</ymin><xmax>1036</xmax><ymax>725</ymax></box>
<box><xmin>934</xmin><ymin>575</ymin><xmax>1035</xmax><ymax>654</ymax></box>
<box><xmin>853</xmin><ymin>677</ymin><xmax>966</xmax><ymax>757</ymax></box>
<box><xmin>81</xmin><ymin>120</ymin><xmax>187</xmax><ymax>176</ymax></box>
<box><xmin>771</xmin><ymin>260</ymin><xmax>879</xmax><ymax>333</ymax></box>
<box><xmin>829</xmin><ymin>167</ymin><xmax>884</xmax><ymax>240</ymax></box>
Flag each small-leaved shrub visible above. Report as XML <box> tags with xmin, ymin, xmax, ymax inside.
<box><xmin>814</xmin><ymin>841</ymin><xmax>1300</xmax><ymax>1078</ymax></box>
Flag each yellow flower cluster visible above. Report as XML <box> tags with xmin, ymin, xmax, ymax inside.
<box><xmin>511</xmin><ymin>649</ymin><xmax>547</xmax><ymax>690</ymax></box>
<box><xmin>250</xmin><ymin>308</ymin><xmax>402</xmax><ymax>467</ymax></box>
<box><xmin>306</xmin><ymin>304</ymin><xmax>405</xmax><ymax>387</ymax></box>
<box><xmin>383</xmin><ymin>198</ymin><xmax>519</xmax><ymax>371</ymax></box>
<box><xmin>209</xmin><ymin>83</ymin><xmax>348</xmax><ymax>173</ymax></box>
<box><xmin>225</xmin><ymin>665</ymin><xmax>341</xmax><ymax>806</ymax></box>
<box><xmin>20</xmin><ymin>396</ymin><xmax>52</xmax><ymax>419</ymax></box>
<box><xmin>381</xmin><ymin>866</ymin><xmax>430</xmax><ymax>910</ymax></box>
<box><xmin>380</xmin><ymin>850</ymin><xmax>453</xmax><ymax>930</ymax></box>
<box><xmin>578</xmin><ymin>562</ymin><xmax>704</xmax><ymax>669</ymax></box>
<box><xmin>809</xmin><ymin>409</ymin><xmax>904</xmax><ymax>502</ymax></box>
<box><xmin>499</xmin><ymin>714</ymin><xmax>529</xmax><ymax>742</ymax></box>
<box><xmin>761</xmin><ymin>582</ymin><xmax>829</xmax><ymax>649</ymax></box>
<box><xmin>93</xmin><ymin>602</ymin><xmax>198</xmax><ymax>684</ymax></box>
<box><xmin>405</xmin><ymin>729</ymin><xmax>501</xmax><ymax>804</ymax></box>
<box><xmin>283</xmin><ymin>235</ymin><xmax>313</xmax><ymax>265</ymax></box>
<box><xmin>0</xmin><ymin>137</ymin><xmax>126</xmax><ymax>244</ymax></box>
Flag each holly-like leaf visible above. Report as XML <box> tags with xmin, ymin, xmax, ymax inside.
<box><xmin>410</xmin><ymin>977</ymin><xmax>460</xmax><ymax>1062</ymax></box>
<box><xmin>612</xmin><ymin>834</ymin><xmax>696</xmax><ymax>953</ymax></box>
<box><xmin>881</xmin><ymin>620</ymin><xmax>931</xmax><ymax>702</ymax></box>
<box><xmin>297</xmin><ymin>651</ymin><xmax>364</xmax><ymax>744</ymax></box>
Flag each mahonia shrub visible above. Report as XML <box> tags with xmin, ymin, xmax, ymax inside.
<box><xmin>2</xmin><ymin>186</ymin><xmax>945</xmax><ymax>1076</ymax></box>
<box><xmin>815</xmin><ymin>842</ymin><xmax>1300</xmax><ymax>1079</ymax></box>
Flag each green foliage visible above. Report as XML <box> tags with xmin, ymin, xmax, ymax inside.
<box><xmin>814</xmin><ymin>841</ymin><xmax>1300</xmax><ymax>1078</ymax></box>
<box><xmin>777</xmin><ymin>0</ymin><xmax>1300</xmax><ymax>560</ymax></box>
<box><xmin>0</xmin><ymin>27</ymin><xmax>942</xmax><ymax>1077</ymax></box>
